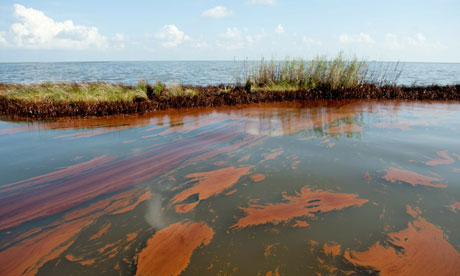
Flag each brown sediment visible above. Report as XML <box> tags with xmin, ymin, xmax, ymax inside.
<box><xmin>111</xmin><ymin>190</ymin><xmax>151</xmax><ymax>215</ymax></box>
<box><xmin>175</xmin><ymin>202</ymin><xmax>200</xmax><ymax>213</ymax></box>
<box><xmin>263</xmin><ymin>150</ymin><xmax>283</xmax><ymax>161</ymax></box>
<box><xmin>325</xmin><ymin>124</ymin><xmax>363</xmax><ymax>134</ymax></box>
<box><xmin>232</xmin><ymin>186</ymin><xmax>368</xmax><ymax>229</ymax></box>
<box><xmin>89</xmin><ymin>223</ymin><xmax>111</xmax><ymax>240</ymax></box>
<box><xmin>225</xmin><ymin>189</ymin><xmax>237</xmax><ymax>196</ymax></box>
<box><xmin>251</xmin><ymin>174</ymin><xmax>266</xmax><ymax>182</ymax></box>
<box><xmin>344</xmin><ymin>205</ymin><xmax>460</xmax><ymax>276</ymax></box>
<box><xmin>264</xmin><ymin>267</ymin><xmax>280</xmax><ymax>276</ymax></box>
<box><xmin>0</xmin><ymin>185</ymin><xmax>149</xmax><ymax>276</ymax></box>
<box><xmin>448</xmin><ymin>202</ymin><xmax>460</xmax><ymax>213</ymax></box>
<box><xmin>406</xmin><ymin>205</ymin><xmax>422</xmax><ymax>218</ymax></box>
<box><xmin>328</xmin><ymin>142</ymin><xmax>335</xmax><ymax>148</ymax></box>
<box><xmin>0</xmin><ymin>217</ymin><xmax>93</xmax><ymax>276</ymax></box>
<box><xmin>0</xmin><ymin>123</ymin><xmax>246</xmax><ymax>230</ymax></box>
<box><xmin>425</xmin><ymin>150</ymin><xmax>455</xmax><ymax>166</ymax></box>
<box><xmin>323</xmin><ymin>242</ymin><xmax>341</xmax><ymax>256</ymax></box>
<box><xmin>126</xmin><ymin>232</ymin><xmax>138</xmax><ymax>242</ymax></box>
<box><xmin>264</xmin><ymin>243</ymin><xmax>279</xmax><ymax>257</ymax></box>
<box><xmin>135</xmin><ymin>220</ymin><xmax>214</xmax><ymax>276</ymax></box>
<box><xmin>97</xmin><ymin>242</ymin><xmax>119</xmax><ymax>254</ymax></box>
<box><xmin>80</xmin><ymin>259</ymin><xmax>95</xmax><ymax>266</ymax></box>
<box><xmin>171</xmin><ymin>166</ymin><xmax>252</xmax><ymax>212</ymax></box>
<box><xmin>214</xmin><ymin>161</ymin><xmax>227</xmax><ymax>166</ymax></box>
<box><xmin>65</xmin><ymin>254</ymin><xmax>82</xmax><ymax>262</ymax></box>
<box><xmin>382</xmin><ymin>167</ymin><xmax>446</xmax><ymax>188</ymax></box>
<box><xmin>293</xmin><ymin>220</ymin><xmax>309</xmax><ymax>228</ymax></box>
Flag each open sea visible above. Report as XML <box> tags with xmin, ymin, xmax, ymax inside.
<box><xmin>0</xmin><ymin>61</ymin><xmax>459</xmax><ymax>86</ymax></box>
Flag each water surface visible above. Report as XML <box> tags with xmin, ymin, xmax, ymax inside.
<box><xmin>0</xmin><ymin>61</ymin><xmax>459</xmax><ymax>86</ymax></box>
<box><xmin>0</xmin><ymin>100</ymin><xmax>460</xmax><ymax>275</ymax></box>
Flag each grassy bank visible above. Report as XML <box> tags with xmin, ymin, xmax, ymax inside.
<box><xmin>0</xmin><ymin>54</ymin><xmax>459</xmax><ymax>119</ymax></box>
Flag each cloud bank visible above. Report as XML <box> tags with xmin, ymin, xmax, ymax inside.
<box><xmin>7</xmin><ymin>4</ymin><xmax>107</xmax><ymax>49</ymax></box>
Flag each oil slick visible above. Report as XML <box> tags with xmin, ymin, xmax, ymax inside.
<box><xmin>232</xmin><ymin>187</ymin><xmax>368</xmax><ymax>229</ymax></box>
<box><xmin>135</xmin><ymin>220</ymin><xmax>214</xmax><ymax>276</ymax></box>
<box><xmin>171</xmin><ymin>167</ymin><xmax>252</xmax><ymax>213</ymax></box>
<box><xmin>382</xmin><ymin>167</ymin><xmax>446</xmax><ymax>188</ymax></box>
<box><xmin>425</xmin><ymin>150</ymin><xmax>455</xmax><ymax>166</ymax></box>
<box><xmin>344</xmin><ymin>205</ymin><xmax>460</xmax><ymax>276</ymax></box>
<box><xmin>1</xmin><ymin>100</ymin><xmax>460</xmax><ymax>275</ymax></box>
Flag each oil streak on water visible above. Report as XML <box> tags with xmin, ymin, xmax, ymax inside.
<box><xmin>0</xmin><ymin>100</ymin><xmax>460</xmax><ymax>275</ymax></box>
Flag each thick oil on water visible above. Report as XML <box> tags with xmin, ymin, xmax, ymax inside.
<box><xmin>0</xmin><ymin>100</ymin><xmax>459</xmax><ymax>275</ymax></box>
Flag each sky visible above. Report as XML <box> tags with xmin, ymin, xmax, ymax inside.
<box><xmin>0</xmin><ymin>0</ymin><xmax>459</xmax><ymax>62</ymax></box>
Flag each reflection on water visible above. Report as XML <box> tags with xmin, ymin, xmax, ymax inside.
<box><xmin>0</xmin><ymin>100</ymin><xmax>460</xmax><ymax>275</ymax></box>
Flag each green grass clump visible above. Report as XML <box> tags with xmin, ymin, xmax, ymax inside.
<box><xmin>0</xmin><ymin>82</ymin><xmax>148</xmax><ymax>102</ymax></box>
<box><xmin>243</xmin><ymin>52</ymin><xmax>370</xmax><ymax>91</ymax></box>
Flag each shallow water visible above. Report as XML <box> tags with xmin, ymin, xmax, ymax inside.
<box><xmin>0</xmin><ymin>61</ymin><xmax>459</xmax><ymax>86</ymax></box>
<box><xmin>0</xmin><ymin>100</ymin><xmax>460</xmax><ymax>275</ymax></box>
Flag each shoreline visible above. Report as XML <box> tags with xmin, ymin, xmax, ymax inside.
<box><xmin>1</xmin><ymin>83</ymin><xmax>459</xmax><ymax>120</ymax></box>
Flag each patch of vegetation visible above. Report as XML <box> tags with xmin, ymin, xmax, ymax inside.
<box><xmin>241</xmin><ymin>52</ymin><xmax>399</xmax><ymax>91</ymax></box>
<box><xmin>0</xmin><ymin>82</ymin><xmax>148</xmax><ymax>102</ymax></box>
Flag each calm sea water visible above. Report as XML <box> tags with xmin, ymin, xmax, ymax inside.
<box><xmin>0</xmin><ymin>61</ymin><xmax>459</xmax><ymax>86</ymax></box>
<box><xmin>0</xmin><ymin>100</ymin><xmax>459</xmax><ymax>275</ymax></box>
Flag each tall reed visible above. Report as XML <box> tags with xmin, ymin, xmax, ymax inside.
<box><xmin>242</xmin><ymin>53</ymin><xmax>399</xmax><ymax>91</ymax></box>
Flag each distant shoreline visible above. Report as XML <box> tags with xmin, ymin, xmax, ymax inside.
<box><xmin>1</xmin><ymin>82</ymin><xmax>459</xmax><ymax>120</ymax></box>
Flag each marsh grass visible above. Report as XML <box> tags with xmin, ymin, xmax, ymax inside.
<box><xmin>0</xmin><ymin>82</ymin><xmax>148</xmax><ymax>102</ymax></box>
<box><xmin>242</xmin><ymin>53</ymin><xmax>400</xmax><ymax>91</ymax></box>
<box><xmin>0</xmin><ymin>81</ymin><xmax>201</xmax><ymax>102</ymax></box>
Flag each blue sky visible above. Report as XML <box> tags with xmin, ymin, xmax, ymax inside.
<box><xmin>0</xmin><ymin>0</ymin><xmax>458</xmax><ymax>62</ymax></box>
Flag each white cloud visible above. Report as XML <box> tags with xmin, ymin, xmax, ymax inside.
<box><xmin>217</xmin><ymin>27</ymin><xmax>267</xmax><ymax>50</ymax></box>
<box><xmin>384</xmin><ymin>33</ymin><xmax>401</xmax><ymax>50</ymax></box>
<box><xmin>302</xmin><ymin>36</ymin><xmax>321</xmax><ymax>46</ymax></box>
<box><xmin>113</xmin><ymin>33</ymin><xmax>124</xmax><ymax>41</ymax></box>
<box><xmin>112</xmin><ymin>33</ymin><xmax>125</xmax><ymax>49</ymax></box>
<box><xmin>339</xmin><ymin>33</ymin><xmax>375</xmax><ymax>44</ymax></box>
<box><xmin>274</xmin><ymin>24</ymin><xmax>285</xmax><ymax>34</ymax></box>
<box><xmin>0</xmin><ymin>32</ymin><xmax>7</xmax><ymax>46</ymax></box>
<box><xmin>384</xmin><ymin>32</ymin><xmax>445</xmax><ymax>50</ymax></box>
<box><xmin>9</xmin><ymin>4</ymin><xmax>107</xmax><ymax>49</ymax></box>
<box><xmin>201</xmin><ymin>6</ymin><xmax>234</xmax><ymax>19</ymax></box>
<box><xmin>218</xmin><ymin>27</ymin><xmax>246</xmax><ymax>50</ymax></box>
<box><xmin>247</xmin><ymin>0</ymin><xmax>276</xmax><ymax>5</ymax></box>
<box><xmin>219</xmin><ymin>27</ymin><xmax>242</xmax><ymax>40</ymax></box>
<box><xmin>191</xmin><ymin>40</ymin><xmax>208</xmax><ymax>49</ymax></box>
<box><xmin>154</xmin><ymin>25</ymin><xmax>190</xmax><ymax>48</ymax></box>
<box><xmin>407</xmin><ymin>33</ymin><xmax>427</xmax><ymax>47</ymax></box>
